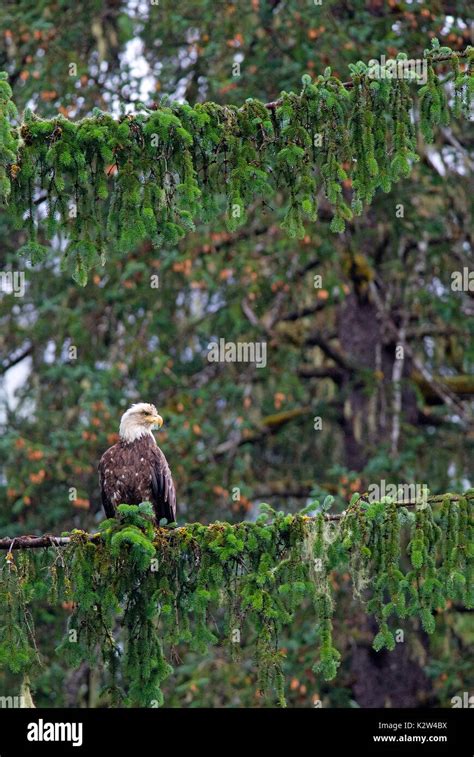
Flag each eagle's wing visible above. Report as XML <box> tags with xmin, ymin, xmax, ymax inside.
<box><xmin>98</xmin><ymin>451</ymin><xmax>117</xmax><ymax>519</ymax></box>
<box><xmin>150</xmin><ymin>446</ymin><xmax>177</xmax><ymax>524</ymax></box>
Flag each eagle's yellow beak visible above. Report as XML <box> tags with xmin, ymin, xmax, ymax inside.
<box><xmin>150</xmin><ymin>415</ymin><xmax>163</xmax><ymax>429</ymax></box>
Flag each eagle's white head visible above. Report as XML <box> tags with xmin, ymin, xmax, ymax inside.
<box><xmin>119</xmin><ymin>402</ymin><xmax>163</xmax><ymax>443</ymax></box>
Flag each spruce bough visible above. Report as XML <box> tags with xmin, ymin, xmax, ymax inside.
<box><xmin>0</xmin><ymin>41</ymin><xmax>472</xmax><ymax>284</ymax></box>
<box><xmin>1</xmin><ymin>493</ymin><xmax>472</xmax><ymax>707</ymax></box>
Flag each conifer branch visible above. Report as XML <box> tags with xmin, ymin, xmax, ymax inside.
<box><xmin>0</xmin><ymin>43</ymin><xmax>472</xmax><ymax>283</ymax></box>
<box><xmin>264</xmin><ymin>48</ymin><xmax>472</xmax><ymax>108</ymax></box>
<box><xmin>1</xmin><ymin>495</ymin><xmax>472</xmax><ymax>706</ymax></box>
<box><xmin>1</xmin><ymin>491</ymin><xmax>471</xmax><ymax>550</ymax></box>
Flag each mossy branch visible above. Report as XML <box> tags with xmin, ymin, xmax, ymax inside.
<box><xmin>0</xmin><ymin>491</ymin><xmax>472</xmax><ymax>551</ymax></box>
<box><xmin>1</xmin><ymin>42</ymin><xmax>472</xmax><ymax>283</ymax></box>
<box><xmin>0</xmin><ymin>493</ymin><xmax>472</xmax><ymax>706</ymax></box>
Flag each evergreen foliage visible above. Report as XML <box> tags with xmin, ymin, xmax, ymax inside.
<box><xmin>0</xmin><ymin>72</ymin><xmax>19</xmax><ymax>203</ymax></box>
<box><xmin>1</xmin><ymin>493</ymin><xmax>472</xmax><ymax>707</ymax></box>
<box><xmin>0</xmin><ymin>0</ymin><xmax>472</xmax><ymax>710</ymax></box>
<box><xmin>0</xmin><ymin>42</ymin><xmax>472</xmax><ymax>284</ymax></box>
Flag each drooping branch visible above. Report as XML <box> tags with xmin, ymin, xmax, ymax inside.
<box><xmin>0</xmin><ymin>42</ymin><xmax>472</xmax><ymax>284</ymax></box>
<box><xmin>263</xmin><ymin>49</ymin><xmax>472</xmax><ymax>108</ymax></box>
<box><xmin>413</xmin><ymin>373</ymin><xmax>474</xmax><ymax>401</ymax></box>
<box><xmin>1</xmin><ymin>495</ymin><xmax>472</xmax><ymax>708</ymax></box>
<box><xmin>1</xmin><ymin>491</ymin><xmax>472</xmax><ymax>550</ymax></box>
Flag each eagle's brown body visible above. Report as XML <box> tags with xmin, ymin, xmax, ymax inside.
<box><xmin>98</xmin><ymin>434</ymin><xmax>177</xmax><ymax>524</ymax></box>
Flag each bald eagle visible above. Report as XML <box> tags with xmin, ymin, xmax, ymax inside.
<box><xmin>98</xmin><ymin>403</ymin><xmax>177</xmax><ymax>524</ymax></box>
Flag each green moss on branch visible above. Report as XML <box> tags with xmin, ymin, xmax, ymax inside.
<box><xmin>0</xmin><ymin>42</ymin><xmax>472</xmax><ymax>283</ymax></box>
<box><xmin>1</xmin><ymin>492</ymin><xmax>472</xmax><ymax>706</ymax></box>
